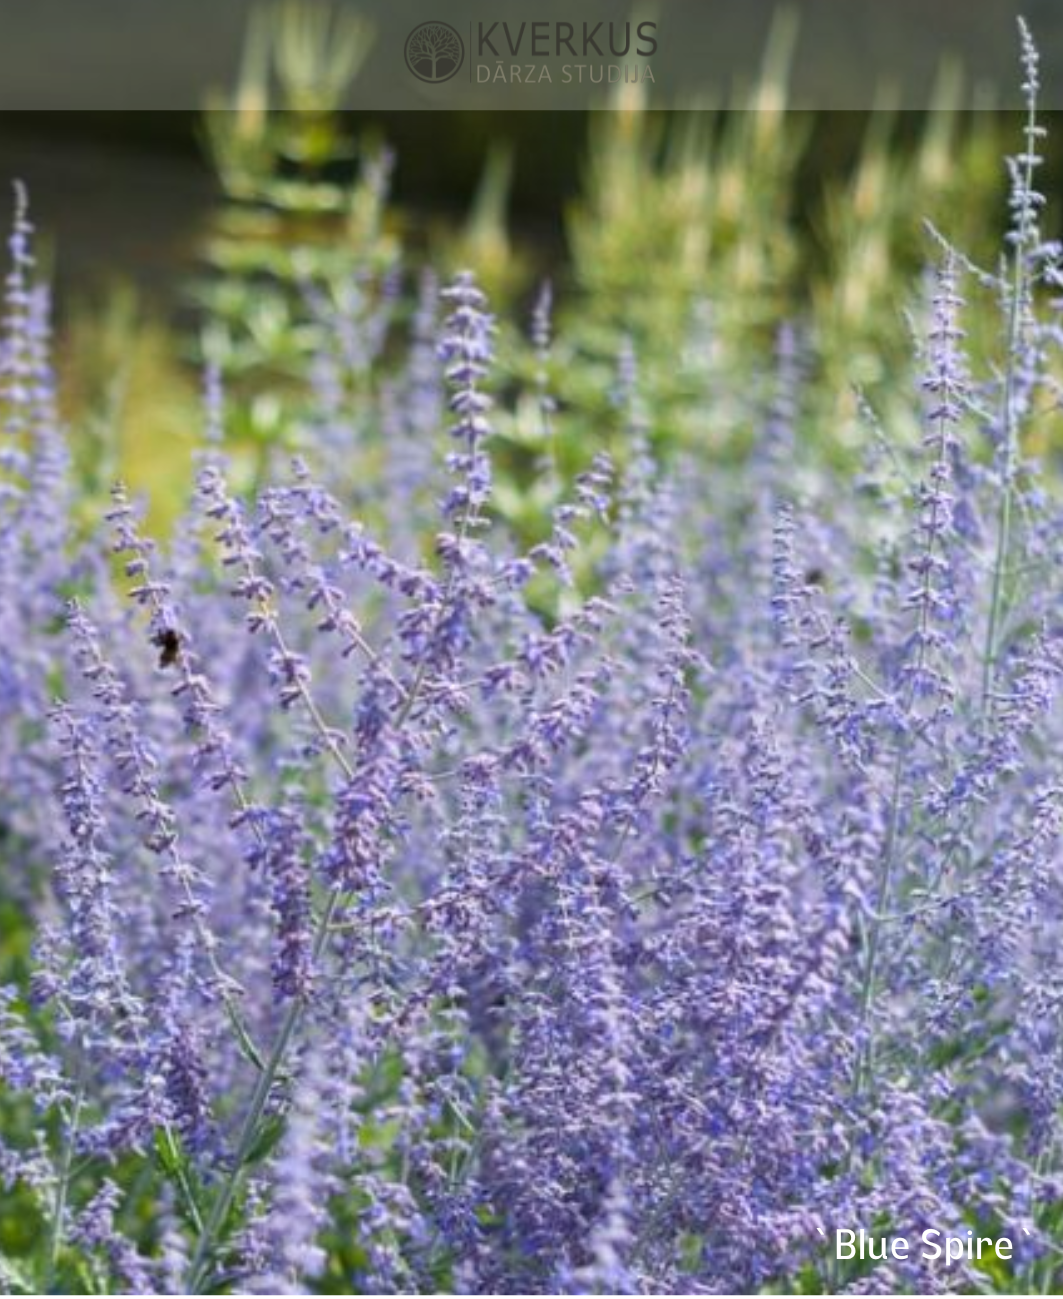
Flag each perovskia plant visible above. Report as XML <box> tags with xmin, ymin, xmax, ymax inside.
<box><xmin>4</xmin><ymin>23</ymin><xmax>1063</xmax><ymax>1297</ymax></box>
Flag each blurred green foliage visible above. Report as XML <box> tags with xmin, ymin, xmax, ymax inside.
<box><xmin>51</xmin><ymin>1</ymin><xmax>1029</xmax><ymax>537</ymax></box>
<box><xmin>60</xmin><ymin>289</ymin><xmax>201</xmax><ymax>536</ymax></box>
<box><xmin>197</xmin><ymin>1</ymin><xmax>396</xmax><ymax>493</ymax></box>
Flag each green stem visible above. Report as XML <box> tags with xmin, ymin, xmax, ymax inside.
<box><xmin>186</xmin><ymin>888</ymin><xmax>342</xmax><ymax>1293</ymax></box>
<box><xmin>45</xmin><ymin>1076</ymin><xmax>85</xmax><ymax>1293</ymax></box>
<box><xmin>853</xmin><ymin>751</ymin><xmax>906</xmax><ymax>1096</ymax></box>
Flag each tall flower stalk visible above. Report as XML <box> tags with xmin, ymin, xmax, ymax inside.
<box><xmin>980</xmin><ymin>17</ymin><xmax>1043</xmax><ymax>718</ymax></box>
<box><xmin>855</xmin><ymin>252</ymin><xmax>966</xmax><ymax>1097</ymax></box>
<box><xmin>185</xmin><ymin>271</ymin><xmax>497</xmax><ymax>1293</ymax></box>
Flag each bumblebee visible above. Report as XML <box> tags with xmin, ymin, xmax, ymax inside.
<box><xmin>152</xmin><ymin>627</ymin><xmax>182</xmax><ymax>669</ymax></box>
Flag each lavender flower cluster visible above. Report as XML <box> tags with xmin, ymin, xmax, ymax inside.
<box><xmin>4</xmin><ymin>44</ymin><xmax>1063</xmax><ymax>1296</ymax></box>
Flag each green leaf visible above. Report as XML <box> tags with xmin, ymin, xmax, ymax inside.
<box><xmin>154</xmin><ymin>1127</ymin><xmax>205</xmax><ymax>1233</ymax></box>
<box><xmin>245</xmin><ymin>1112</ymin><xmax>287</xmax><ymax>1166</ymax></box>
<box><xmin>154</xmin><ymin>1126</ymin><xmax>186</xmax><ymax>1180</ymax></box>
<box><xmin>0</xmin><ymin>1250</ymin><xmax>38</xmax><ymax>1296</ymax></box>
<box><xmin>225</xmin><ymin>1003</ymin><xmax>267</xmax><ymax>1073</ymax></box>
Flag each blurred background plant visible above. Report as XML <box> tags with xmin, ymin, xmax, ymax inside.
<box><xmin>19</xmin><ymin>0</ymin><xmax>1051</xmax><ymax>540</ymax></box>
<box><xmin>197</xmin><ymin>0</ymin><xmax>396</xmax><ymax>494</ymax></box>
<box><xmin>59</xmin><ymin>288</ymin><xmax>201</xmax><ymax>535</ymax></box>
<box><xmin>558</xmin><ymin>16</ymin><xmax>804</xmax><ymax>447</ymax></box>
<box><xmin>808</xmin><ymin>78</ymin><xmax>1006</xmax><ymax>450</ymax></box>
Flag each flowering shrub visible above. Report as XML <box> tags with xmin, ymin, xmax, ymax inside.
<box><xmin>5</xmin><ymin>30</ymin><xmax>1063</xmax><ymax>1297</ymax></box>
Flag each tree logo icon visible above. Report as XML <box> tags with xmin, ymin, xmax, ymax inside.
<box><xmin>405</xmin><ymin>21</ymin><xmax>464</xmax><ymax>83</ymax></box>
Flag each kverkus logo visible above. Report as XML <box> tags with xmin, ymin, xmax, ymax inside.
<box><xmin>405</xmin><ymin>21</ymin><xmax>465</xmax><ymax>82</ymax></box>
